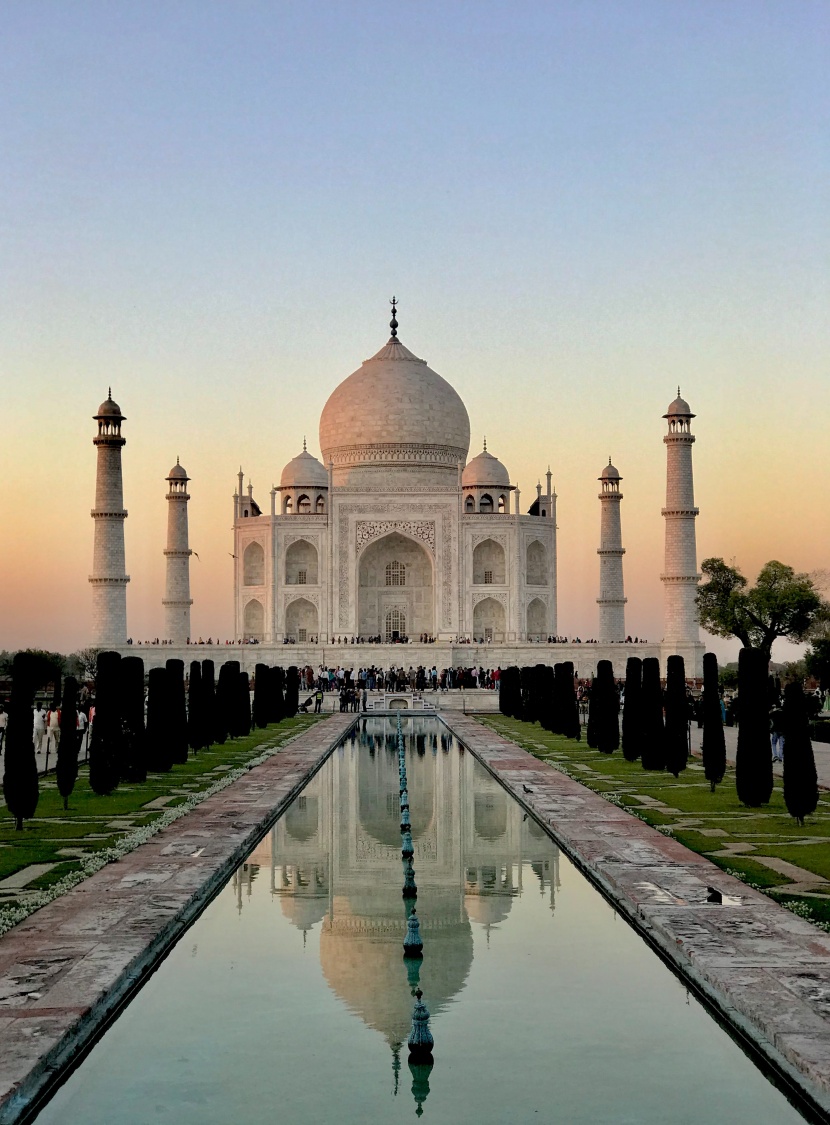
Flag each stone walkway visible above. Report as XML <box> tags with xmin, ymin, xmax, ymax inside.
<box><xmin>443</xmin><ymin>713</ymin><xmax>830</xmax><ymax>1121</ymax></box>
<box><xmin>0</xmin><ymin>714</ymin><xmax>353</xmax><ymax>1125</ymax></box>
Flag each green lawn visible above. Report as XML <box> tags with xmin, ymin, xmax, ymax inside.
<box><xmin>0</xmin><ymin>716</ymin><xmax>323</xmax><ymax>900</ymax></box>
<box><xmin>480</xmin><ymin>715</ymin><xmax>830</xmax><ymax>931</ymax></box>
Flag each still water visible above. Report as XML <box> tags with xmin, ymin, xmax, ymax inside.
<box><xmin>37</xmin><ymin>717</ymin><xmax>805</xmax><ymax>1124</ymax></box>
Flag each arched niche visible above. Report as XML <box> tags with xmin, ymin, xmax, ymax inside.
<box><xmin>243</xmin><ymin>598</ymin><xmax>264</xmax><ymax>639</ymax></box>
<box><xmin>358</xmin><ymin>532</ymin><xmax>434</xmax><ymax>639</ymax></box>
<box><xmin>527</xmin><ymin>597</ymin><xmax>547</xmax><ymax>638</ymax></box>
<box><xmin>285</xmin><ymin>597</ymin><xmax>318</xmax><ymax>642</ymax></box>
<box><xmin>526</xmin><ymin>540</ymin><xmax>548</xmax><ymax>585</ymax></box>
<box><xmin>243</xmin><ymin>541</ymin><xmax>265</xmax><ymax>586</ymax></box>
<box><xmin>479</xmin><ymin>494</ymin><xmax>494</xmax><ymax>513</ymax></box>
<box><xmin>472</xmin><ymin>597</ymin><xmax>505</xmax><ymax>641</ymax></box>
<box><xmin>472</xmin><ymin>538</ymin><xmax>505</xmax><ymax>585</ymax></box>
<box><xmin>285</xmin><ymin>539</ymin><xmax>318</xmax><ymax>585</ymax></box>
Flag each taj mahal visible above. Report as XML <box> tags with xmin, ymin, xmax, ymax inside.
<box><xmin>89</xmin><ymin>300</ymin><xmax>704</xmax><ymax>676</ymax></box>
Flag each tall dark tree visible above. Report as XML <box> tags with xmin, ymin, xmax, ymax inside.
<box><xmin>701</xmin><ymin>652</ymin><xmax>726</xmax><ymax>792</ymax></box>
<box><xmin>586</xmin><ymin>678</ymin><xmax>598</xmax><ymax>749</ymax></box>
<box><xmin>56</xmin><ymin>675</ymin><xmax>81</xmax><ymax>809</ymax></box>
<box><xmin>621</xmin><ymin>657</ymin><xmax>643</xmax><ymax>762</ymax></box>
<box><xmin>284</xmin><ymin>666</ymin><xmax>300</xmax><ymax>719</ymax></box>
<box><xmin>664</xmin><ymin>655</ymin><xmax>689</xmax><ymax>777</ymax></box>
<box><xmin>268</xmin><ymin>665</ymin><xmax>285</xmax><ymax>724</ymax></box>
<box><xmin>593</xmin><ymin>660</ymin><xmax>620</xmax><ymax>754</ymax></box>
<box><xmin>640</xmin><ymin>657</ymin><xmax>666</xmax><ymax>771</ymax></box>
<box><xmin>253</xmin><ymin>663</ymin><xmax>270</xmax><ymax>729</ymax></box>
<box><xmin>560</xmin><ymin>662</ymin><xmax>581</xmax><ymax>740</ymax></box>
<box><xmin>201</xmin><ymin>659</ymin><xmax>216</xmax><ymax>751</ymax></box>
<box><xmin>2</xmin><ymin>652</ymin><xmax>40</xmax><ymax>829</ymax></box>
<box><xmin>166</xmin><ymin>659</ymin><xmax>189</xmax><ymax>764</ymax></box>
<box><xmin>538</xmin><ymin>666</ymin><xmax>556</xmax><ymax>731</ymax></box>
<box><xmin>735</xmin><ymin>647</ymin><xmax>773</xmax><ymax>806</ymax></box>
<box><xmin>782</xmin><ymin>682</ymin><xmax>818</xmax><ymax>826</ymax></box>
<box><xmin>120</xmin><ymin>656</ymin><xmax>147</xmax><ymax>782</ymax></box>
<box><xmin>549</xmin><ymin>663</ymin><xmax>565</xmax><ymax>734</ymax></box>
<box><xmin>145</xmin><ymin>667</ymin><xmax>172</xmax><ymax>772</ymax></box>
<box><xmin>215</xmin><ymin>661</ymin><xmax>237</xmax><ymax>742</ymax></box>
<box><xmin>237</xmin><ymin>672</ymin><xmax>252</xmax><ymax>737</ymax></box>
<box><xmin>519</xmin><ymin>666</ymin><xmax>536</xmax><ymax>723</ymax></box>
<box><xmin>188</xmin><ymin>661</ymin><xmax>204</xmax><ymax>754</ymax></box>
<box><xmin>499</xmin><ymin>667</ymin><xmax>522</xmax><ymax>719</ymax></box>
<box><xmin>89</xmin><ymin>650</ymin><xmax>122</xmax><ymax>796</ymax></box>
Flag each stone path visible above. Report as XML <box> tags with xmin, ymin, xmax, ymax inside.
<box><xmin>444</xmin><ymin>713</ymin><xmax>830</xmax><ymax>1121</ymax></box>
<box><xmin>0</xmin><ymin>714</ymin><xmax>353</xmax><ymax>1125</ymax></box>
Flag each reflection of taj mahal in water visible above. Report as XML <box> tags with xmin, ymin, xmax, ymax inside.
<box><xmin>235</xmin><ymin>717</ymin><xmax>559</xmax><ymax>1049</ymax></box>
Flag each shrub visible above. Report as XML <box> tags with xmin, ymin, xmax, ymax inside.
<box><xmin>201</xmin><ymin>659</ymin><xmax>216</xmax><ymax>751</ymax></box>
<box><xmin>253</xmin><ymin>663</ymin><xmax>270</xmax><ymax>729</ymax></box>
<box><xmin>736</xmin><ymin>647</ymin><xmax>773</xmax><ymax>806</ymax></box>
<box><xmin>269</xmin><ymin>666</ymin><xmax>285</xmax><ymax>724</ymax></box>
<box><xmin>237</xmin><ymin>672</ymin><xmax>252</xmax><ymax>737</ymax></box>
<box><xmin>188</xmin><ymin>661</ymin><xmax>204</xmax><ymax>754</ymax></box>
<box><xmin>284</xmin><ymin>666</ymin><xmax>300</xmax><ymax>719</ymax></box>
<box><xmin>559</xmin><ymin>662</ymin><xmax>580</xmax><ymax>740</ymax></box>
<box><xmin>166</xmin><ymin>659</ymin><xmax>189</xmax><ymax>765</ymax></box>
<box><xmin>3</xmin><ymin>652</ymin><xmax>40</xmax><ymax>829</ymax></box>
<box><xmin>215</xmin><ymin>662</ymin><xmax>238</xmax><ymax>742</ymax></box>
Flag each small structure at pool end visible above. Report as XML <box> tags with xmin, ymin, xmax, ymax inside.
<box><xmin>403</xmin><ymin>909</ymin><xmax>423</xmax><ymax>957</ymax></box>
<box><xmin>407</xmin><ymin>989</ymin><xmax>434</xmax><ymax>1064</ymax></box>
<box><xmin>402</xmin><ymin>857</ymin><xmax>418</xmax><ymax>899</ymax></box>
<box><xmin>400</xmin><ymin>788</ymin><xmax>409</xmax><ymax>810</ymax></box>
<box><xmin>401</xmin><ymin>829</ymin><xmax>414</xmax><ymax>858</ymax></box>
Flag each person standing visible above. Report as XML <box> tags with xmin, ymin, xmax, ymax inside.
<box><xmin>770</xmin><ymin>703</ymin><xmax>786</xmax><ymax>763</ymax></box>
<box><xmin>32</xmin><ymin>702</ymin><xmax>47</xmax><ymax>755</ymax></box>
<box><xmin>45</xmin><ymin>702</ymin><xmax>62</xmax><ymax>757</ymax></box>
<box><xmin>77</xmin><ymin>708</ymin><xmax>89</xmax><ymax>757</ymax></box>
<box><xmin>313</xmin><ymin>687</ymin><xmax>323</xmax><ymax>713</ymax></box>
<box><xmin>0</xmin><ymin>703</ymin><xmax>7</xmax><ymax>754</ymax></box>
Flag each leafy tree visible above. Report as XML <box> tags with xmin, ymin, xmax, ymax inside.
<box><xmin>782</xmin><ymin>682</ymin><xmax>818</xmax><ymax>825</ymax></box>
<box><xmin>701</xmin><ymin>653</ymin><xmax>726</xmax><ymax>792</ymax></box>
<box><xmin>3</xmin><ymin>652</ymin><xmax>40</xmax><ymax>829</ymax></box>
<box><xmin>166</xmin><ymin>659</ymin><xmax>189</xmax><ymax>764</ymax></box>
<box><xmin>735</xmin><ymin>647</ymin><xmax>773</xmax><ymax>806</ymax></box>
<box><xmin>89</xmin><ymin>651</ymin><xmax>122</xmax><ymax>796</ymax></box>
<box><xmin>68</xmin><ymin>647</ymin><xmax>101</xmax><ymax>682</ymax></box>
<box><xmin>621</xmin><ymin>657</ymin><xmax>643</xmax><ymax>762</ymax></box>
<box><xmin>120</xmin><ymin>656</ymin><xmax>147</xmax><ymax>782</ymax></box>
<box><xmin>805</xmin><ymin>639</ymin><xmax>830</xmax><ymax>692</ymax></box>
<box><xmin>145</xmin><ymin>667</ymin><xmax>172</xmax><ymax>772</ymax></box>
<box><xmin>56</xmin><ymin>675</ymin><xmax>81</xmax><ymax>809</ymax></box>
<box><xmin>593</xmin><ymin>660</ymin><xmax>619</xmax><ymax>754</ymax></box>
<box><xmin>664</xmin><ymin>655</ymin><xmax>689</xmax><ymax>777</ymax></box>
<box><xmin>696</xmin><ymin>558</ymin><xmax>829</xmax><ymax>659</ymax></box>
<box><xmin>640</xmin><ymin>657</ymin><xmax>665</xmax><ymax>771</ymax></box>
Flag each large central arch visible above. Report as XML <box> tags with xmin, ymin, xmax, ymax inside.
<box><xmin>358</xmin><ymin>532</ymin><xmax>434</xmax><ymax>639</ymax></box>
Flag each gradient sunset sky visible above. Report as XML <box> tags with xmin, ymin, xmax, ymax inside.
<box><xmin>1</xmin><ymin>1</ymin><xmax>827</xmax><ymax>659</ymax></box>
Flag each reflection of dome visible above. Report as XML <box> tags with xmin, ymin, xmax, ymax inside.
<box><xmin>464</xmin><ymin>894</ymin><xmax>512</xmax><ymax>927</ymax></box>
<box><xmin>281</xmin><ymin>893</ymin><xmax>328</xmax><ymax>931</ymax></box>
<box><xmin>320</xmin><ymin>896</ymin><xmax>473</xmax><ymax>1045</ymax></box>
<box><xmin>284</xmin><ymin>796</ymin><xmax>320</xmax><ymax>843</ymax></box>
<box><xmin>280</xmin><ymin>447</ymin><xmax>328</xmax><ymax>488</ymax></box>
<box><xmin>462</xmin><ymin>445</ymin><xmax>510</xmax><ymax>488</ymax></box>
<box><xmin>473</xmin><ymin>792</ymin><xmax>508</xmax><ymax>841</ymax></box>
<box><xmin>319</xmin><ymin>337</ymin><xmax>470</xmax><ymax>475</ymax></box>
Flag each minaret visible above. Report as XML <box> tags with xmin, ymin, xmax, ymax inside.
<box><xmin>163</xmin><ymin>458</ymin><xmax>193</xmax><ymax>644</ymax></box>
<box><xmin>89</xmin><ymin>390</ymin><xmax>129</xmax><ymax>645</ymax></box>
<box><xmin>597</xmin><ymin>458</ymin><xmax>626</xmax><ymax>642</ymax></box>
<box><xmin>661</xmin><ymin>389</ymin><xmax>700</xmax><ymax>644</ymax></box>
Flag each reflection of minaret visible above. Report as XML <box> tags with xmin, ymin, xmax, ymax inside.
<box><xmin>597</xmin><ymin>459</ymin><xmax>626</xmax><ymax>642</ymax></box>
<box><xmin>90</xmin><ymin>390</ymin><xmax>129</xmax><ymax>645</ymax></box>
<box><xmin>661</xmin><ymin>390</ymin><xmax>700</xmax><ymax>645</ymax></box>
<box><xmin>163</xmin><ymin>459</ymin><xmax>193</xmax><ymax>644</ymax></box>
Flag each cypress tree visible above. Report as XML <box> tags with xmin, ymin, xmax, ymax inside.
<box><xmin>782</xmin><ymin>682</ymin><xmax>818</xmax><ymax>825</ymax></box>
<box><xmin>89</xmin><ymin>650</ymin><xmax>122</xmax><ymax>796</ymax></box>
<box><xmin>56</xmin><ymin>674</ymin><xmax>81</xmax><ymax>809</ymax></box>
<box><xmin>560</xmin><ymin>662</ymin><xmax>581</xmax><ymax>740</ymax></box>
<box><xmin>538</xmin><ymin>666</ymin><xmax>556</xmax><ymax>731</ymax></box>
<box><xmin>215</xmin><ymin>661</ymin><xmax>237</xmax><ymax>742</ymax></box>
<box><xmin>146</xmin><ymin>667</ymin><xmax>172</xmax><ymax>772</ymax></box>
<box><xmin>188</xmin><ymin>661</ymin><xmax>204</xmax><ymax>754</ymax></box>
<box><xmin>664</xmin><ymin>655</ymin><xmax>689</xmax><ymax>777</ymax></box>
<box><xmin>120</xmin><ymin>656</ymin><xmax>147</xmax><ymax>782</ymax></box>
<box><xmin>269</xmin><ymin>665</ymin><xmax>285</xmax><ymax>724</ymax></box>
<box><xmin>3</xmin><ymin>652</ymin><xmax>40</xmax><ymax>829</ymax></box>
<box><xmin>701</xmin><ymin>652</ymin><xmax>726</xmax><ymax>792</ymax></box>
<box><xmin>166</xmin><ymin>659</ymin><xmax>189</xmax><ymax>764</ymax></box>
<box><xmin>594</xmin><ymin>659</ymin><xmax>620</xmax><ymax>754</ymax></box>
<box><xmin>586</xmin><ymin>678</ymin><xmax>598</xmax><ymax>748</ymax></box>
<box><xmin>549</xmin><ymin>663</ymin><xmax>565</xmax><ymax>734</ymax></box>
<box><xmin>621</xmin><ymin>657</ymin><xmax>643</xmax><ymax>762</ymax></box>
<box><xmin>640</xmin><ymin>657</ymin><xmax>666</xmax><ymax>771</ymax></box>
<box><xmin>225</xmin><ymin>661</ymin><xmax>244</xmax><ymax>737</ymax></box>
<box><xmin>498</xmin><ymin>667</ymin><xmax>521</xmax><ymax>719</ymax></box>
<box><xmin>284</xmin><ymin>666</ymin><xmax>300</xmax><ymax>718</ymax></box>
<box><xmin>201</xmin><ymin>659</ymin><xmax>216</xmax><ymax>751</ymax></box>
<box><xmin>253</xmin><ymin>663</ymin><xmax>270</xmax><ymax>729</ymax></box>
<box><xmin>237</xmin><ymin>672</ymin><xmax>252</xmax><ymax>736</ymax></box>
<box><xmin>735</xmin><ymin>647</ymin><xmax>773</xmax><ymax>806</ymax></box>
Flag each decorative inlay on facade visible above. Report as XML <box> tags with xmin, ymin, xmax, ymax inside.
<box><xmin>472</xmin><ymin>591</ymin><xmax>508</xmax><ymax>608</ymax></box>
<box><xmin>471</xmin><ymin>532</ymin><xmax>508</xmax><ymax>549</ymax></box>
<box><xmin>356</xmin><ymin>520</ymin><xmax>435</xmax><ymax>555</ymax></box>
<box><xmin>327</xmin><ymin>443</ymin><xmax>467</xmax><ymax>466</ymax></box>
<box><xmin>282</xmin><ymin>533</ymin><xmax>321</xmax><ymax>549</ymax></box>
<box><xmin>284</xmin><ymin>591</ymin><xmax>320</xmax><ymax>608</ymax></box>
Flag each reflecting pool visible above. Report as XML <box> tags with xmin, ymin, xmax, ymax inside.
<box><xmin>37</xmin><ymin>717</ymin><xmax>807</xmax><ymax>1124</ymax></box>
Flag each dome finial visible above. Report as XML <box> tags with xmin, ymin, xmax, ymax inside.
<box><xmin>389</xmin><ymin>295</ymin><xmax>398</xmax><ymax>338</ymax></box>
<box><xmin>107</xmin><ymin>387</ymin><xmax>112</xmax><ymax>400</ymax></box>
<box><xmin>483</xmin><ymin>435</ymin><xmax>487</xmax><ymax>452</ymax></box>
<box><xmin>176</xmin><ymin>455</ymin><xmax>180</xmax><ymax>466</ymax></box>
<box><xmin>608</xmin><ymin>455</ymin><xmax>612</xmax><ymax>465</ymax></box>
<box><xmin>303</xmin><ymin>435</ymin><xmax>307</xmax><ymax>452</ymax></box>
<box><xmin>677</xmin><ymin>385</ymin><xmax>681</xmax><ymax>398</ymax></box>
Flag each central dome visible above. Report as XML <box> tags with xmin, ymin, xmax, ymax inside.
<box><xmin>319</xmin><ymin>337</ymin><xmax>470</xmax><ymax>485</ymax></box>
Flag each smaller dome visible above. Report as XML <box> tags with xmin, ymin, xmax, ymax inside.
<box><xmin>599</xmin><ymin>458</ymin><xmax>621</xmax><ymax>481</ymax></box>
<box><xmin>167</xmin><ymin>459</ymin><xmax>188</xmax><ymax>480</ymax></box>
<box><xmin>664</xmin><ymin>388</ymin><xmax>694</xmax><ymax>418</ymax></box>
<box><xmin>280</xmin><ymin>447</ymin><xmax>328</xmax><ymax>489</ymax></box>
<box><xmin>96</xmin><ymin>389</ymin><xmax>123</xmax><ymax>418</ymax></box>
<box><xmin>462</xmin><ymin>444</ymin><xmax>510</xmax><ymax>488</ymax></box>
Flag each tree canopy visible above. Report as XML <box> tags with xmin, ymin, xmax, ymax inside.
<box><xmin>696</xmin><ymin>559</ymin><xmax>829</xmax><ymax>659</ymax></box>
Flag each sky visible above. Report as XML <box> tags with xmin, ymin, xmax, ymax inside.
<box><xmin>0</xmin><ymin>0</ymin><xmax>827</xmax><ymax>659</ymax></box>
